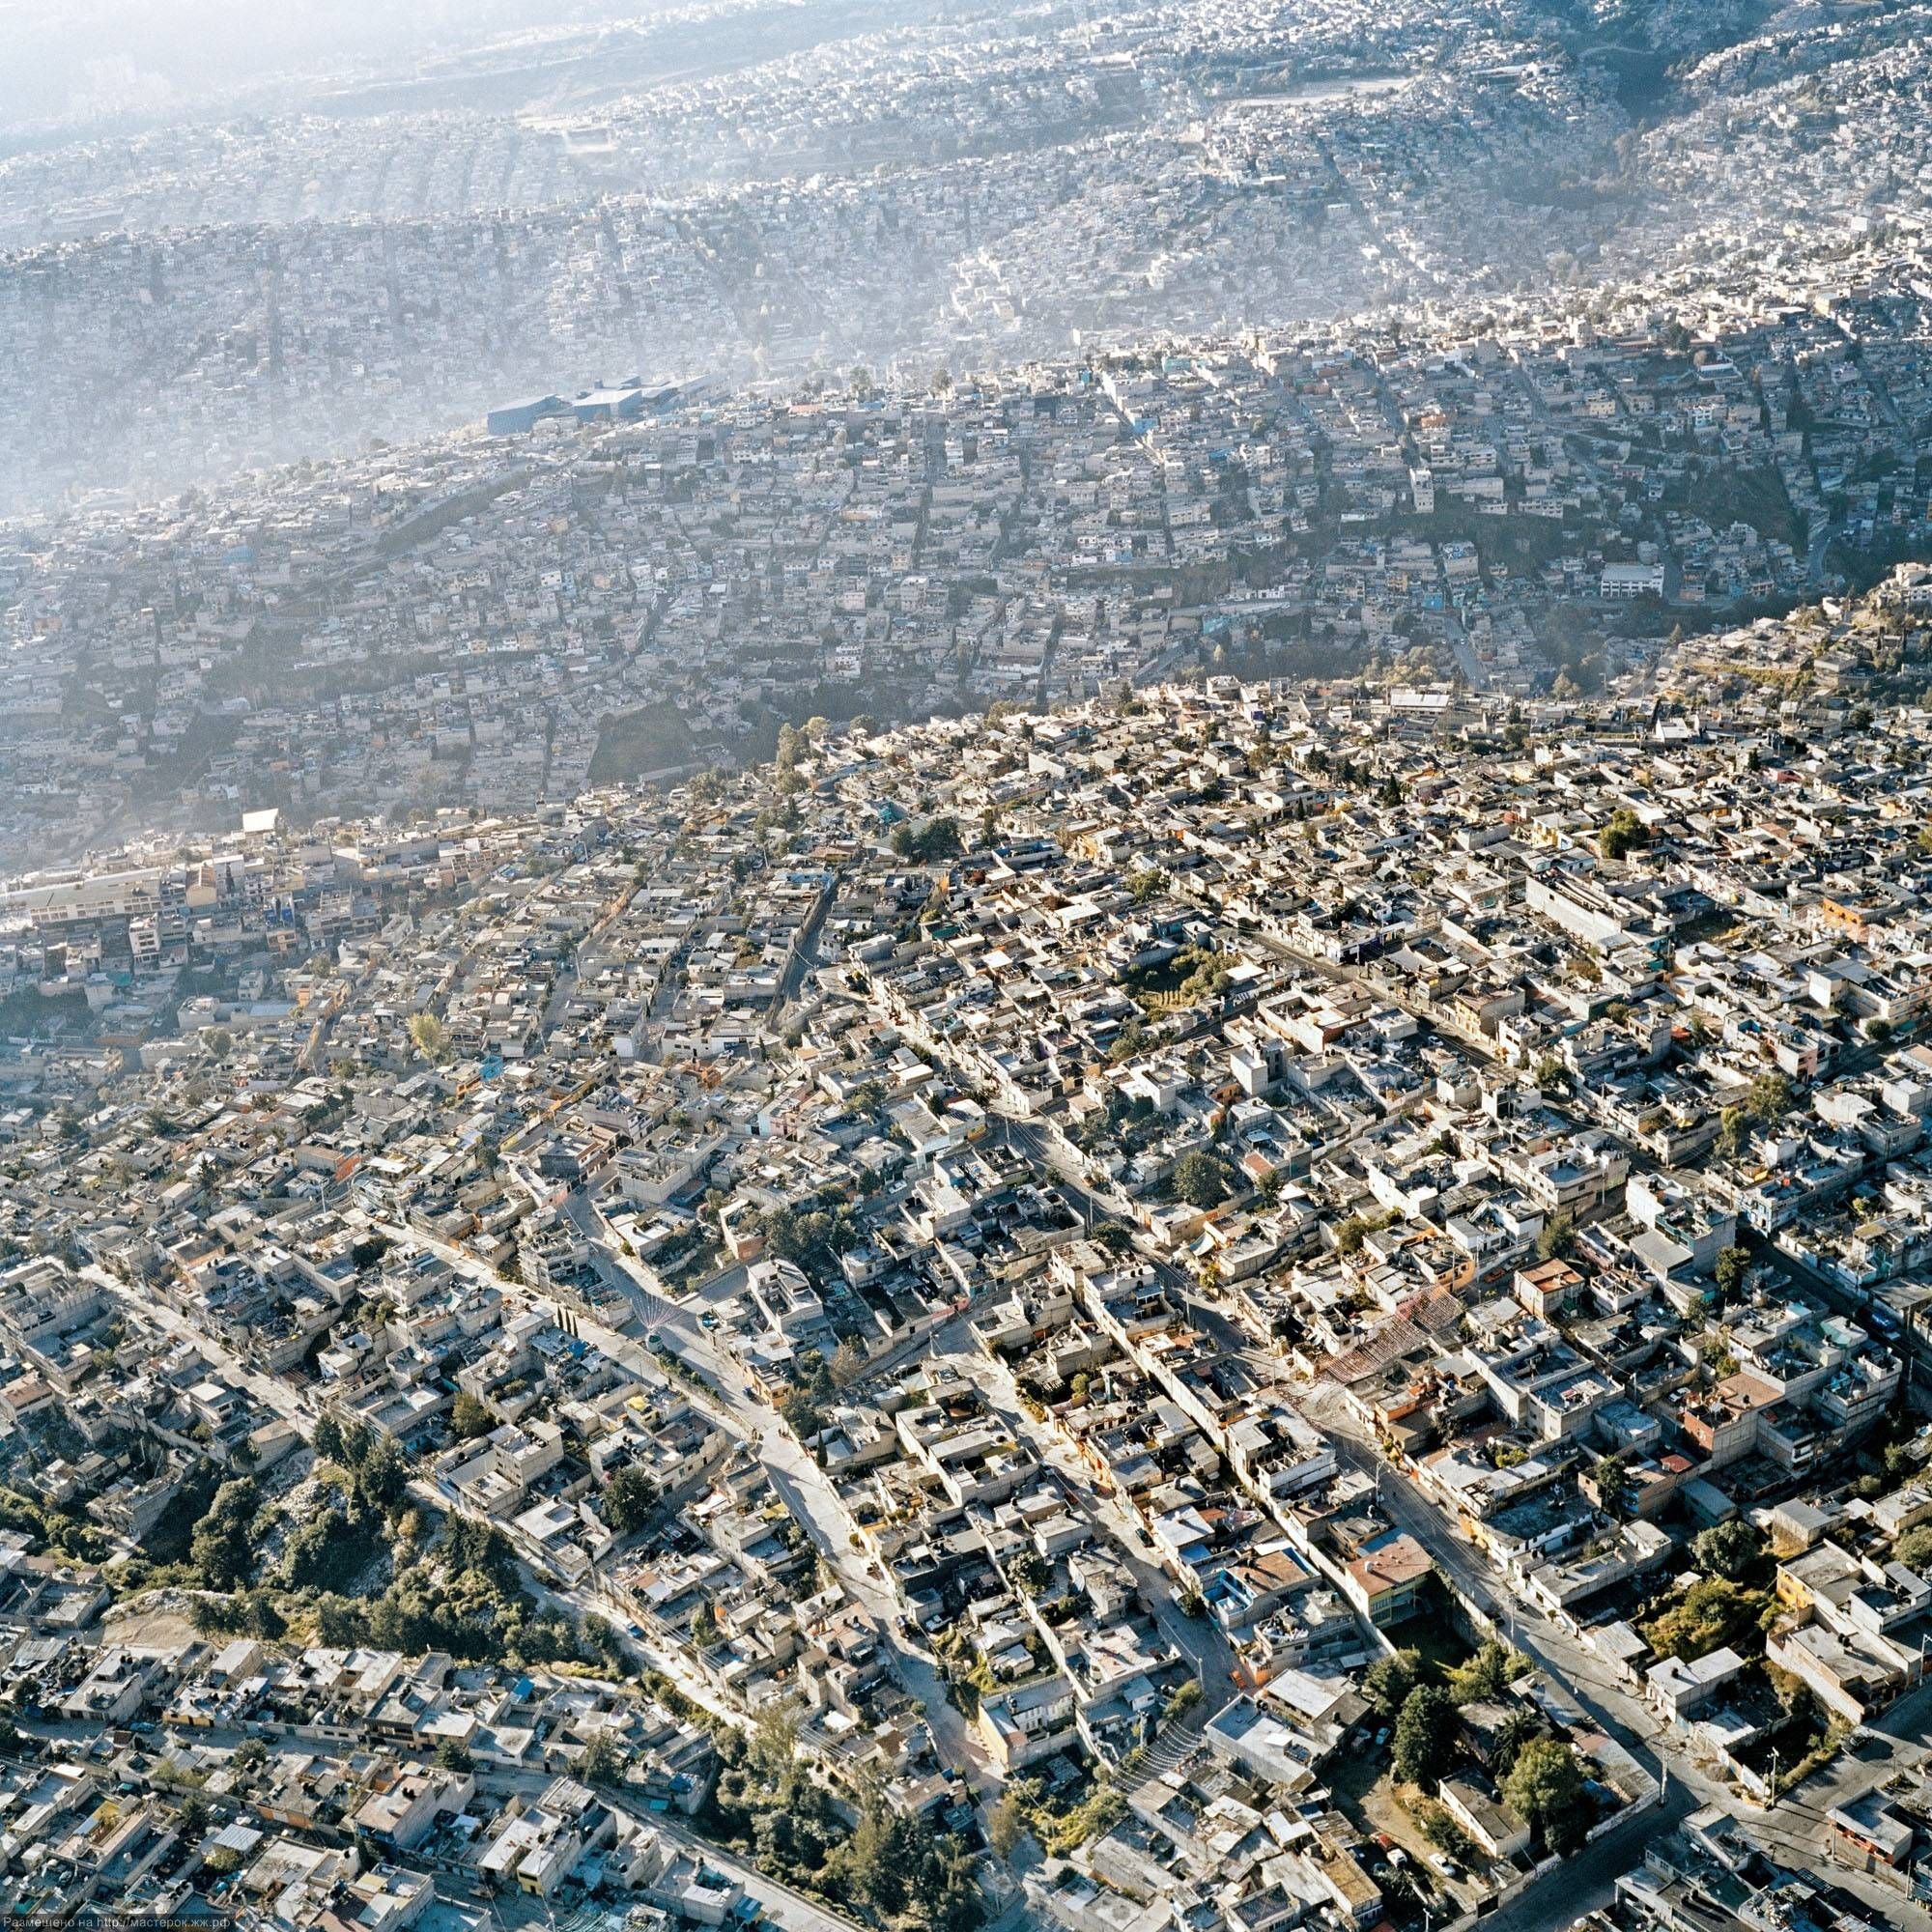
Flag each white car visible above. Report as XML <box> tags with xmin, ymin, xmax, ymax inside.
<box><xmin>1429</xmin><ymin>1853</ymin><xmax>1457</xmax><ymax>1878</ymax></box>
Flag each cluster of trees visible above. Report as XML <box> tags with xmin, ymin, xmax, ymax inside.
<box><xmin>1368</xmin><ymin>1641</ymin><xmax>1545</xmax><ymax>1805</ymax></box>
<box><xmin>190</xmin><ymin>1587</ymin><xmax>287</xmax><ymax>1640</ymax></box>
<box><xmin>1072</xmin><ymin>1087</ymin><xmax>1162</xmax><ymax>1155</ymax></box>
<box><xmin>1841</xmin><ymin>1391</ymin><xmax>1926</xmax><ymax>1502</ymax></box>
<box><xmin>255</xmin><ymin>1412</ymin><xmax>424</xmax><ymax>1601</ymax></box>
<box><xmin>756</xmin><ymin>1201</ymin><xmax>863</xmax><ymax>1272</ymax></box>
<box><xmin>707</xmin><ymin>1707</ymin><xmax>980</xmax><ymax>1932</ymax></box>
<box><xmin>0</xmin><ymin>1484</ymin><xmax>113</xmax><ymax>1566</ymax></box>
<box><xmin>1301</xmin><ymin>747</ymin><xmax>1397</xmax><ymax>791</ymax></box>
<box><xmin>890</xmin><ymin>816</ymin><xmax>964</xmax><ymax>864</ymax></box>
<box><xmin>277</xmin><ymin>1489</ymin><xmax>388</xmax><ymax>1595</ymax></box>
<box><xmin>774</xmin><ymin>721</ymin><xmax>822</xmax><ymax>782</ymax></box>
<box><xmin>189</xmin><ymin>1477</ymin><xmax>269</xmax><ymax>1592</ymax></box>
<box><xmin>777</xmin><ymin>1339</ymin><xmax>870</xmax><ymax>1443</ymax></box>
<box><xmin>162</xmin><ymin>1398</ymin><xmax>591</xmax><ymax>1672</ymax></box>
<box><xmin>1644</xmin><ymin>1576</ymin><xmax>1776</xmax><ymax>1662</ymax></box>
<box><xmin>305</xmin><ymin>1513</ymin><xmax>583</xmax><ymax>1667</ymax></box>
<box><xmin>930</xmin><ymin>1624</ymin><xmax>1000</xmax><ymax>1717</ymax></box>
<box><xmin>838</xmin><ymin>1782</ymin><xmax>981</xmax><ymax>1932</ymax></box>
<box><xmin>312</xmin><ymin>1413</ymin><xmax>412</xmax><ymax>1516</ymax></box>
<box><xmin>993</xmin><ymin>1773</ymin><xmax>1124</xmax><ymax>1858</ymax></box>
<box><xmin>1374</xmin><ymin>1640</ymin><xmax>1591</xmax><ymax>1853</ymax></box>
<box><xmin>1125</xmin><ymin>942</ymin><xmax>1230</xmax><ymax>1008</ymax></box>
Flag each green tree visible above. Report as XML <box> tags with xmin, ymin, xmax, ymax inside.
<box><xmin>988</xmin><ymin>1794</ymin><xmax>1028</xmax><ymax>1859</ymax></box>
<box><xmin>1008</xmin><ymin>1549</ymin><xmax>1052</xmax><ymax>1597</ymax></box>
<box><xmin>407</xmin><ymin>1012</ymin><xmax>449</xmax><ymax>1063</ymax></box>
<box><xmin>449</xmin><ymin>1391</ymin><xmax>496</xmax><ymax>1440</ymax></box>
<box><xmin>1535</xmin><ymin>1211</ymin><xmax>1577</xmax><ymax>1263</ymax></box>
<box><xmin>1747</xmin><ymin>1071</ymin><xmax>1793</xmax><ymax>1122</ymax></box>
<box><xmin>1363</xmin><ymin>1648</ymin><xmax>1424</xmax><ymax>1719</ymax></box>
<box><xmin>243</xmin><ymin>1591</ymin><xmax>286</xmax><ymax>1640</ymax></box>
<box><xmin>189</xmin><ymin>1594</ymin><xmax>239</xmax><ymax>1637</ymax></box>
<box><xmin>1714</xmin><ymin>1245</ymin><xmax>1750</xmax><ymax>1306</ymax></box>
<box><xmin>1592</xmin><ymin>1453</ymin><xmax>1634</xmax><ymax>1521</ymax></box>
<box><xmin>1335</xmin><ymin>1212</ymin><xmax>1378</xmax><ymax>1256</ymax></box>
<box><xmin>1895</xmin><ymin>1523</ymin><xmax>1932</xmax><ymax>1571</ymax></box>
<box><xmin>314</xmin><ymin>1592</ymin><xmax>371</xmax><ymax>1647</ymax></box>
<box><xmin>1502</xmin><ymin>1738</ymin><xmax>1589</xmax><ymax>1854</ymax></box>
<box><xmin>1599</xmin><ymin>808</ymin><xmax>1651</xmax><ymax>862</ymax></box>
<box><xmin>1694</xmin><ymin>1518</ymin><xmax>1767</xmax><ymax>1586</ymax></box>
<box><xmin>779</xmin><ymin>1385</ymin><xmax>824</xmax><ymax>1442</ymax></box>
<box><xmin>890</xmin><ymin>816</ymin><xmax>963</xmax><ymax>864</ymax></box>
<box><xmin>435</xmin><ymin>1736</ymin><xmax>474</xmax><ymax>1773</ymax></box>
<box><xmin>1491</xmin><ymin>1707</ymin><xmax>1546</xmax><ymax>1778</ymax></box>
<box><xmin>750</xmin><ymin>1698</ymin><xmax>802</xmax><ymax>1782</ymax></box>
<box><xmin>1393</xmin><ymin>1683</ymin><xmax>1458</xmax><ymax>1787</ymax></box>
<box><xmin>842</xmin><ymin>1781</ymin><xmax>915</xmax><ymax>1917</ymax></box>
<box><xmin>579</xmin><ymin>1732</ymin><xmax>625</xmax><ymax>1786</ymax></box>
<box><xmin>1172</xmin><ymin>1150</ymin><xmax>1233</xmax><ymax>1209</ymax></box>
<box><xmin>351</xmin><ymin>1438</ymin><xmax>409</xmax><ymax>1514</ymax></box>
<box><xmin>188</xmin><ymin>1478</ymin><xmax>260</xmax><ymax>1592</ymax></box>
<box><xmin>1450</xmin><ymin>1641</ymin><xmax>1526</xmax><ymax>1706</ymax></box>
<box><xmin>602</xmin><ymin>1466</ymin><xmax>661</xmax><ymax>1535</ymax></box>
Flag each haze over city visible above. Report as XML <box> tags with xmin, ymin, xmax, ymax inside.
<box><xmin>2</xmin><ymin>9</ymin><xmax>1932</xmax><ymax>1932</ymax></box>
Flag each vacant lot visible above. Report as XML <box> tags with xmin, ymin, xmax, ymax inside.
<box><xmin>587</xmin><ymin>702</ymin><xmax>698</xmax><ymax>783</ymax></box>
